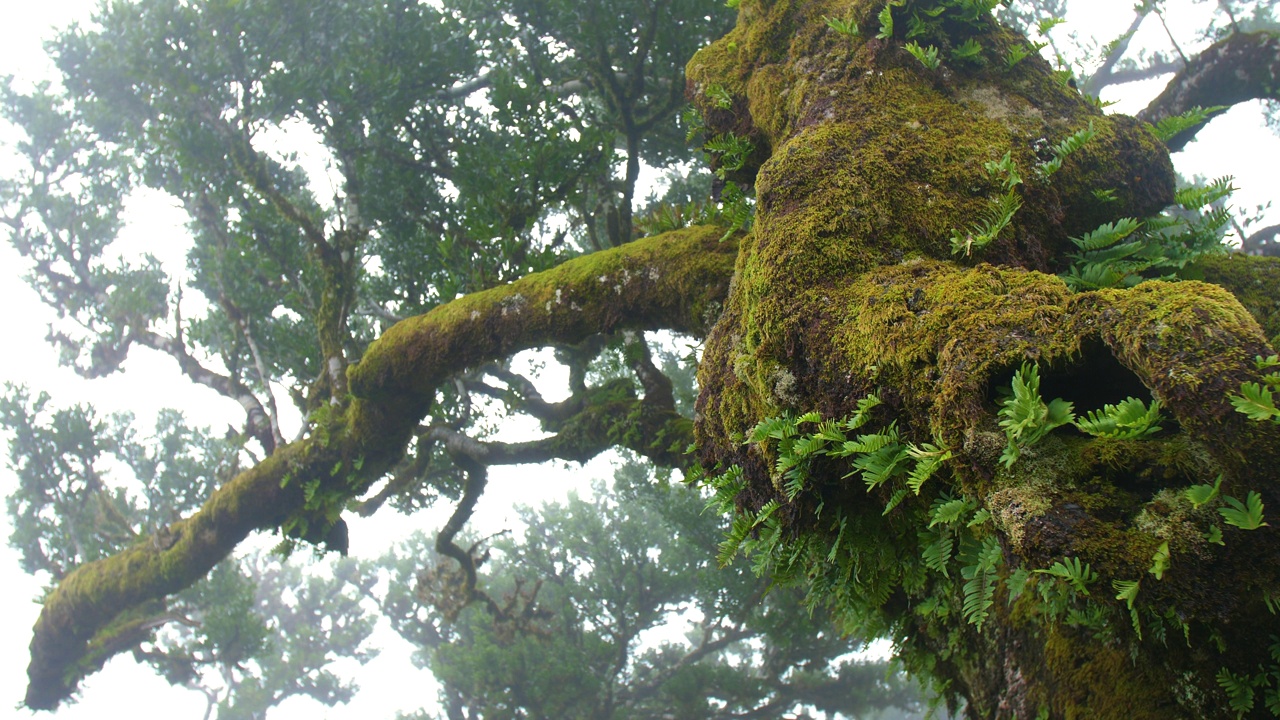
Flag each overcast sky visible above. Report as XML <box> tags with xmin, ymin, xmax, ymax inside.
<box><xmin>1</xmin><ymin>1</ymin><xmax>1278</xmax><ymax>718</ymax></box>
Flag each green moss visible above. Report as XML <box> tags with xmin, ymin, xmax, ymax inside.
<box><xmin>1197</xmin><ymin>253</ymin><xmax>1280</xmax><ymax>346</ymax></box>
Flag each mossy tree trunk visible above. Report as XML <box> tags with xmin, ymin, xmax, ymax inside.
<box><xmin>20</xmin><ymin>2</ymin><xmax>1280</xmax><ymax>716</ymax></box>
<box><xmin>689</xmin><ymin>1</ymin><xmax>1280</xmax><ymax>717</ymax></box>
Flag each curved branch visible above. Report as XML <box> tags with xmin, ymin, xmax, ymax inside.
<box><xmin>1138</xmin><ymin>31</ymin><xmax>1280</xmax><ymax>151</ymax></box>
<box><xmin>132</xmin><ymin>329</ymin><xmax>277</xmax><ymax>454</ymax></box>
<box><xmin>24</xmin><ymin>225</ymin><xmax>737</xmax><ymax>710</ymax></box>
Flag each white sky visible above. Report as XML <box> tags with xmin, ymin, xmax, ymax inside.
<box><xmin>0</xmin><ymin>1</ymin><xmax>1278</xmax><ymax>718</ymax></box>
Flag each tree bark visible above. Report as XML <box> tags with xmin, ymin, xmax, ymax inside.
<box><xmin>1138</xmin><ymin>31</ymin><xmax>1280</xmax><ymax>152</ymax></box>
<box><xmin>688</xmin><ymin>2</ymin><xmax>1280</xmax><ymax>717</ymax></box>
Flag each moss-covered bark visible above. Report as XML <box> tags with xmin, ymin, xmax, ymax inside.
<box><xmin>24</xmin><ymin>227</ymin><xmax>737</xmax><ymax>710</ymax></box>
<box><xmin>690</xmin><ymin>2</ymin><xmax>1280</xmax><ymax>717</ymax></box>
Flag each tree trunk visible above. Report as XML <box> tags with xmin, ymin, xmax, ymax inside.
<box><xmin>689</xmin><ymin>1</ymin><xmax>1280</xmax><ymax>717</ymax></box>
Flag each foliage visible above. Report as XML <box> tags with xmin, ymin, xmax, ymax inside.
<box><xmin>1073</xmin><ymin>396</ymin><xmax>1163</xmax><ymax>439</ymax></box>
<box><xmin>1061</xmin><ymin>176</ymin><xmax>1236</xmax><ymax>290</ymax></box>
<box><xmin>380</xmin><ymin>460</ymin><xmax>925</xmax><ymax>719</ymax></box>
<box><xmin>997</xmin><ymin>363</ymin><xmax>1075</xmax><ymax>468</ymax></box>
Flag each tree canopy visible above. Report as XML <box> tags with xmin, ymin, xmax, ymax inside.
<box><xmin>3</xmin><ymin>0</ymin><xmax>1280</xmax><ymax>717</ymax></box>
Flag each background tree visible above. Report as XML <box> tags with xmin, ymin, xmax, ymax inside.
<box><xmin>2</xmin><ymin>0</ymin><xmax>1280</xmax><ymax>718</ymax></box>
<box><xmin>377</xmin><ymin>458</ymin><xmax>924</xmax><ymax>719</ymax></box>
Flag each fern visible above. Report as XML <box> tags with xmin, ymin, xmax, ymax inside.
<box><xmin>1036</xmin><ymin>556</ymin><xmax>1097</xmax><ymax>595</ymax></box>
<box><xmin>929</xmin><ymin>495</ymin><xmax>977</xmax><ymax>528</ymax></box>
<box><xmin>876</xmin><ymin>2</ymin><xmax>896</xmax><ymax>39</ymax></box>
<box><xmin>950</xmin><ymin>188</ymin><xmax>1022</xmax><ymax>256</ymax></box>
<box><xmin>1037</xmin><ymin>17</ymin><xmax>1066</xmax><ymax>35</ymax></box>
<box><xmin>1217</xmin><ymin>668</ymin><xmax>1256</xmax><ymax>717</ymax></box>
<box><xmin>1114</xmin><ymin>578</ymin><xmax>1143</xmax><ymax>638</ymax></box>
<box><xmin>1074</xmin><ymin>396</ymin><xmax>1163</xmax><ymax>438</ymax></box>
<box><xmin>950</xmin><ymin>38</ymin><xmax>983</xmax><ymax>63</ymax></box>
<box><xmin>998</xmin><ymin>362</ymin><xmax>1075</xmax><ymax>467</ymax></box>
<box><xmin>1185</xmin><ymin>474</ymin><xmax>1222</xmax><ymax>509</ymax></box>
<box><xmin>921</xmin><ymin>528</ymin><xmax>954</xmax><ymax>577</ymax></box>
<box><xmin>1038</xmin><ymin>121</ymin><xmax>1096</xmax><ymax>177</ymax></box>
<box><xmin>823</xmin><ymin>13</ymin><xmax>859</xmax><ymax>38</ymax></box>
<box><xmin>706</xmin><ymin>84</ymin><xmax>734</xmax><ymax>110</ymax></box>
<box><xmin>704</xmin><ymin>132</ymin><xmax>755</xmax><ymax>178</ymax></box>
<box><xmin>961</xmin><ymin>536</ymin><xmax>1002</xmax><ymax>629</ymax></box>
<box><xmin>1152</xmin><ymin>105</ymin><xmax>1227</xmax><ymax>143</ymax></box>
<box><xmin>1220</xmin><ymin>492</ymin><xmax>1268</xmax><ymax>530</ymax></box>
<box><xmin>1069</xmin><ymin>217</ymin><xmax>1143</xmax><ymax>252</ymax></box>
<box><xmin>906</xmin><ymin>442</ymin><xmax>951</xmax><ymax>494</ymax></box>
<box><xmin>1149</xmin><ymin>540</ymin><xmax>1171</xmax><ymax>580</ymax></box>
<box><xmin>851</xmin><ymin>442</ymin><xmax>911</xmax><ymax>489</ymax></box>
<box><xmin>1232</xmin><ymin>382</ymin><xmax>1280</xmax><ymax>423</ymax></box>
<box><xmin>717</xmin><ymin>180</ymin><xmax>755</xmax><ymax>241</ymax></box>
<box><xmin>905</xmin><ymin>41</ymin><xmax>941</xmax><ymax>70</ymax></box>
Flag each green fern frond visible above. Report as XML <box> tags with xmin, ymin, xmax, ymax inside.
<box><xmin>1220</xmin><ymin>492</ymin><xmax>1268</xmax><ymax>530</ymax></box>
<box><xmin>1185</xmin><ymin>474</ymin><xmax>1222</xmax><ymax>509</ymax></box>
<box><xmin>998</xmin><ymin>363</ymin><xmax>1074</xmax><ymax>467</ymax></box>
<box><xmin>1069</xmin><ymin>218</ymin><xmax>1142</xmax><ymax>252</ymax></box>
<box><xmin>961</xmin><ymin>536</ymin><xmax>1002</xmax><ymax>629</ymax></box>
<box><xmin>1216</xmin><ymin>668</ymin><xmax>1256</xmax><ymax>717</ymax></box>
<box><xmin>1231</xmin><ymin>382</ymin><xmax>1280</xmax><ymax>423</ymax></box>
<box><xmin>1151</xmin><ymin>105</ymin><xmax>1227</xmax><ymax>143</ymax></box>
<box><xmin>920</xmin><ymin>529</ymin><xmax>954</xmax><ymax>577</ymax></box>
<box><xmin>950</xmin><ymin>38</ymin><xmax>983</xmax><ymax>63</ymax></box>
<box><xmin>1036</xmin><ymin>556</ymin><xmax>1097</xmax><ymax>594</ymax></box>
<box><xmin>905</xmin><ymin>41</ymin><xmax>941</xmax><ymax>70</ymax></box>
<box><xmin>1074</xmin><ymin>396</ymin><xmax>1163</xmax><ymax>438</ymax></box>
<box><xmin>1149</xmin><ymin>540</ymin><xmax>1171</xmax><ymax>580</ymax></box>
<box><xmin>929</xmin><ymin>496</ymin><xmax>977</xmax><ymax>528</ymax></box>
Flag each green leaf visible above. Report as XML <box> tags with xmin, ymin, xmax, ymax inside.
<box><xmin>1231</xmin><ymin>382</ymin><xmax>1280</xmax><ymax>423</ymax></box>
<box><xmin>1205</xmin><ymin>525</ymin><xmax>1224</xmax><ymax>545</ymax></box>
<box><xmin>1074</xmin><ymin>396</ymin><xmax>1163</xmax><ymax>438</ymax></box>
<box><xmin>929</xmin><ymin>496</ymin><xmax>976</xmax><ymax>528</ymax></box>
<box><xmin>998</xmin><ymin>362</ymin><xmax>1074</xmax><ymax>467</ymax></box>
<box><xmin>905</xmin><ymin>41</ymin><xmax>940</xmax><ymax>70</ymax></box>
<box><xmin>1113</xmin><ymin>579</ymin><xmax>1140</xmax><ymax>609</ymax></box>
<box><xmin>876</xmin><ymin>4</ymin><xmax>895</xmax><ymax>39</ymax></box>
<box><xmin>1217</xmin><ymin>668</ymin><xmax>1256</xmax><ymax>716</ymax></box>
<box><xmin>1151</xmin><ymin>105</ymin><xmax>1227</xmax><ymax>143</ymax></box>
<box><xmin>1184</xmin><ymin>475</ymin><xmax>1222</xmax><ymax>509</ymax></box>
<box><xmin>1149</xmin><ymin>540</ymin><xmax>1171</xmax><ymax>580</ymax></box>
<box><xmin>950</xmin><ymin>38</ymin><xmax>983</xmax><ymax>63</ymax></box>
<box><xmin>1035</xmin><ymin>556</ymin><xmax>1096</xmax><ymax>594</ymax></box>
<box><xmin>1220</xmin><ymin>492</ymin><xmax>1268</xmax><ymax>530</ymax></box>
<box><xmin>961</xmin><ymin>537</ymin><xmax>1002</xmax><ymax>629</ymax></box>
<box><xmin>921</xmin><ymin>529</ymin><xmax>954</xmax><ymax>577</ymax></box>
<box><xmin>1037</xmin><ymin>17</ymin><xmax>1066</xmax><ymax>35</ymax></box>
<box><xmin>823</xmin><ymin>14</ymin><xmax>859</xmax><ymax>38</ymax></box>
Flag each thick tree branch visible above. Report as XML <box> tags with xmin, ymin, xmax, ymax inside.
<box><xmin>25</xmin><ymin>225</ymin><xmax>737</xmax><ymax>710</ymax></box>
<box><xmin>1138</xmin><ymin>31</ymin><xmax>1280</xmax><ymax>151</ymax></box>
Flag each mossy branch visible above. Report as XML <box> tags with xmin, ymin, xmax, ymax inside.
<box><xmin>24</xmin><ymin>226</ymin><xmax>738</xmax><ymax>711</ymax></box>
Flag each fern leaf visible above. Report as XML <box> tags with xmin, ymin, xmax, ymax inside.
<box><xmin>1216</xmin><ymin>668</ymin><xmax>1256</xmax><ymax>716</ymax></box>
<box><xmin>1075</xmin><ymin>396</ymin><xmax>1163</xmax><ymax>438</ymax></box>
<box><xmin>1069</xmin><ymin>218</ymin><xmax>1141</xmax><ymax>252</ymax></box>
<box><xmin>929</xmin><ymin>496</ymin><xmax>976</xmax><ymax>528</ymax></box>
<box><xmin>920</xmin><ymin>529</ymin><xmax>953</xmax><ymax>577</ymax></box>
<box><xmin>1113</xmin><ymin>579</ymin><xmax>1140</xmax><ymax>609</ymax></box>
<box><xmin>1220</xmin><ymin>492</ymin><xmax>1268</xmax><ymax>530</ymax></box>
<box><xmin>1151</xmin><ymin>106</ymin><xmax>1227</xmax><ymax>143</ymax></box>
<box><xmin>1231</xmin><ymin>382</ymin><xmax>1280</xmax><ymax>423</ymax></box>
<box><xmin>1149</xmin><ymin>540</ymin><xmax>1171</xmax><ymax>580</ymax></box>
<box><xmin>1185</xmin><ymin>475</ymin><xmax>1222</xmax><ymax>509</ymax></box>
<box><xmin>883</xmin><ymin>486</ymin><xmax>911</xmax><ymax>515</ymax></box>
